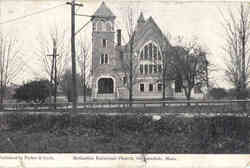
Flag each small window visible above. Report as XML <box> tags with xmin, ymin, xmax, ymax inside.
<box><xmin>153</xmin><ymin>64</ymin><xmax>157</xmax><ymax>73</ymax></box>
<box><xmin>100</xmin><ymin>54</ymin><xmax>105</xmax><ymax>64</ymax></box>
<box><xmin>97</xmin><ymin>21</ymin><xmax>102</xmax><ymax>31</ymax></box>
<box><xmin>149</xmin><ymin>64</ymin><xmax>153</xmax><ymax>74</ymax></box>
<box><xmin>101</xmin><ymin>21</ymin><xmax>106</xmax><ymax>31</ymax></box>
<box><xmin>144</xmin><ymin>64</ymin><xmax>148</xmax><ymax>74</ymax></box>
<box><xmin>144</xmin><ymin>45</ymin><xmax>148</xmax><ymax>60</ymax></box>
<box><xmin>140</xmin><ymin>64</ymin><xmax>143</xmax><ymax>74</ymax></box>
<box><xmin>140</xmin><ymin>50</ymin><xmax>144</xmax><ymax>60</ymax></box>
<box><xmin>149</xmin><ymin>84</ymin><xmax>153</xmax><ymax>92</ymax></box>
<box><xmin>158</xmin><ymin>83</ymin><xmax>162</xmax><ymax>92</ymax></box>
<box><xmin>104</xmin><ymin>54</ymin><xmax>108</xmax><ymax>64</ymax></box>
<box><xmin>103</xmin><ymin>39</ymin><xmax>107</xmax><ymax>48</ymax></box>
<box><xmin>100</xmin><ymin>54</ymin><xmax>108</xmax><ymax>64</ymax></box>
<box><xmin>153</xmin><ymin>45</ymin><xmax>157</xmax><ymax>61</ymax></box>
<box><xmin>106</xmin><ymin>22</ymin><xmax>111</xmax><ymax>32</ymax></box>
<box><xmin>175</xmin><ymin>79</ymin><xmax>182</xmax><ymax>93</ymax></box>
<box><xmin>149</xmin><ymin>43</ymin><xmax>152</xmax><ymax>60</ymax></box>
<box><xmin>158</xmin><ymin>64</ymin><xmax>162</xmax><ymax>72</ymax></box>
<box><xmin>123</xmin><ymin>76</ymin><xmax>127</xmax><ymax>85</ymax></box>
<box><xmin>140</xmin><ymin>83</ymin><xmax>144</xmax><ymax>92</ymax></box>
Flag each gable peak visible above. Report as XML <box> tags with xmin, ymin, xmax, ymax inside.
<box><xmin>93</xmin><ymin>1</ymin><xmax>115</xmax><ymax>18</ymax></box>
<box><xmin>137</xmin><ymin>12</ymin><xmax>145</xmax><ymax>23</ymax></box>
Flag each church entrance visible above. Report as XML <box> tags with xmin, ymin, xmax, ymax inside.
<box><xmin>97</xmin><ymin>78</ymin><xmax>114</xmax><ymax>94</ymax></box>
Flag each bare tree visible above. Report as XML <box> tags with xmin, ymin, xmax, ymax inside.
<box><xmin>76</xmin><ymin>36</ymin><xmax>91</xmax><ymax>103</ymax></box>
<box><xmin>116</xmin><ymin>5</ymin><xmax>141</xmax><ymax>102</ymax></box>
<box><xmin>170</xmin><ymin>38</ymin><xmax>209</xmax><ymax>102</ymax></box>
<box><xmin>156</xmin><ymin>32</ymin><xmax>174</xmax><ymax>100</ymax></box>
<box><xmin>220</xmin><ymin>3</ymin><xmax>250</xmax><ymax>99</ymax></box>
<box><xmin>0</xmin><ymin>33</ymin><xmax>23</xmax><ymax>108</ymax></box>
<box><xmin>35</xmin><ymin>25</ymin><xmax>69</xmax><ymax>105</ymax></box>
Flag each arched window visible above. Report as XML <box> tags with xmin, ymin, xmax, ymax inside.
<box><xmin>97</xmin><ymin>21</ymin><xmax>102</xmax><ymax>31</ymax></box>
<box><xmin>140</xmin><ymin>42</ymin><xmax>161</xmax><ymax>61</ymax></box>
<box><xmin>101</xmin><ymin>21</ymin><xmax>106</xmax><ymax>31</ymax></box>
<box><xmin>139</xmin><ymin>42</ymin><xmax>163</xmax><ymax>75</ymax></box>
<box><xmin>106</xmin><ymin>22</ymin><xmax>112</xmax><ymax>32</ymax></box>
<box><xmin>98</xmin><ymin>78</ymin><xmax>114</xmax><ymax>94</ymax></box>
<box><xmin>97</xmin><ymin>21</ymin><xmax>105</xmax><ymax>32</ymax></box>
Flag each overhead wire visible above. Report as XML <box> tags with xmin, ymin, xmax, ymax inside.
<box><xmin>0</xmin><ymin>3</ymin><xmax>67</xmax><ymax>25</ymax></box>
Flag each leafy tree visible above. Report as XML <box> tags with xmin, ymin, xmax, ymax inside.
<box><xmin>209</xmin><ymin>88</ymin><xmax>227</xmax><ymax>99</ymax></box>
<box><xmin>13</xmin><ymin>79</ymin><xmax>51</xmax><ymax>103</ymax></box>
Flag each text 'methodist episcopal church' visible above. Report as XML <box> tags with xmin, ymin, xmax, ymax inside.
<box><xmin>91</xmin><ymin>2</ymin><xmax>205</xmax><ymax>100</ymax></box>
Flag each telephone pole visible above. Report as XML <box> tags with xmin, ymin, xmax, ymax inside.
<box><xmin>47</xmin><ymin>38</ymin><xmax>59</xmax><ymax>109</ymax></box>
<box><xmin>66</xmin><ymin>0</ymin><xmax>83</xmax><ymax>113</ymax></box>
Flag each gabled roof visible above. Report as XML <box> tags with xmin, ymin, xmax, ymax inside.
<box><xmin>134</xmin><ymin>15</ymin><xmax>171</xmax><ymax>47</ymax></box>
<box><xmin>93</xmin><ymin>2</ymin><xmax>115</xmax><ymax>18</ymax></box>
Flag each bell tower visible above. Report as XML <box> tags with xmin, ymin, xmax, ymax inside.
<box><xmin>91</xmin><ymin>2</ymin><xmax>117</xmax><ymax>99</ymax></box>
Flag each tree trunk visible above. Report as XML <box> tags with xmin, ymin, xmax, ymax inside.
<box><xmin>83</xmin><ymin>83</ymin><xmax>86</xmax><ymax>103</ymax></box>
<box><xmin>162</xmin><ymin>77</ymin><xmax>166</xmax><ymax>107</ymax></box>
<box><xmin>185</xmin><ymin>88</ymin><xmax>191</xmax><ymax>106</ymax></box>
<box><xmin>129</xmin><ymin>39</ymin><xmax>133</xmax><ymax>107</ymax></box>
<box><xmin>83</xmin><ymin>53</ymin><xmax>87</xmax><ymax>103</ymax></box>
<box><xmin>0</xmin><ymin>81</ymin><xmax>3</xmax><ymax>110</ymax></box>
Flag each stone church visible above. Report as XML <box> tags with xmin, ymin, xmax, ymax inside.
<box><xmin>91</xmin><ymin>2</ymin><xmax>204</xmax><ymax>100</ymax></box>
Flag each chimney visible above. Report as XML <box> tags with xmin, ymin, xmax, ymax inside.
<box><xmin>117</xmin><ymin>29</ymin><xmax>121</xmax><ymax>46</ymax></box>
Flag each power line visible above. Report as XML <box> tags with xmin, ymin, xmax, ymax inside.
<box><xmin>0</xmin><ymin>3</ymin><xmax>66</xmax><ymax>25</ymax></box>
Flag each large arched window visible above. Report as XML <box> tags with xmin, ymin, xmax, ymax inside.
<box><xmin>140</xmin><ymin>42</ymin><xmax>162</xmax><ymax>61</ymax></box>
<box><xmin>139</xmin><ymin>42</ymin><xmax>163</xmax><ymax>75</ymax></box>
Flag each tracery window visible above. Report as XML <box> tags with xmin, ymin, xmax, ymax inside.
<box><xmin>139</xmin><ymin>42</ymin><xmax>164</xmax><ymax>75</ymax></box>
<box><xmin>140</xmin><ymin>42</ymin><xmax>162</xmax><ymax>61</ymax></box>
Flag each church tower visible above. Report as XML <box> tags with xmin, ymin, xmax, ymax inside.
<box><xmin>91</xmin><ymin>2</ymin><xmax>117</xmax><ymax>99</ymax></box>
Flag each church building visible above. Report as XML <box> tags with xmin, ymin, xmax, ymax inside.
<box><xmin>91</xmin><ymin>2</ymin><xmax>205</xmax><ymax>100</ymax></box>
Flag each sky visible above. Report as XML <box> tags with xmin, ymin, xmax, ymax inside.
<box><xmin>0</xmin><ymin>0</ymin><xmax>245</xmax><ymax>88</ymax></box>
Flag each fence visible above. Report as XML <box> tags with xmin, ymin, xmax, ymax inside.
<box><xmin>1</xmin><ymin>100</ymin><xmax>250</xmax><ymax>115</ymax></box>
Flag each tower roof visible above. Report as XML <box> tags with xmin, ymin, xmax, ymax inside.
<box><xmin>137</xmin><ymin>12</ymin><xmax>145</xmax><ymax>23</ymax></box>
<box><xmin>93</xmin><ymin>2</ymin><xmax>115</xmax><ymax>18</ymax></box>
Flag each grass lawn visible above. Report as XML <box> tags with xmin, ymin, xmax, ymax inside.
<box><xmin>0</xmin><ymin>112</ymin><xmax>249</xmax><ymax>153</ymax></box>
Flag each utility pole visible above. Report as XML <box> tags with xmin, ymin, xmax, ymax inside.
<box><xmin>66</xmin><ymin>0</ymin><xmax>83</xmax><ymax>113</ymax></box>
<box><xmin>47</xmin><ymin>38</ymin><xmax>59</xmax><ymax>109</ymax></box>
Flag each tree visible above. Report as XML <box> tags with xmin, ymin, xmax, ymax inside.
<box><xmin>157</xmin><ymin>33</ymin><xmax>174</xmax><ymax>100</ymax></box>
<box><xmin>115</xmin><ymin>6</ymin><xmax>141</xmax><ymax>103</ymax></box>
<box><xmin>170</xmin><ymin>38</ymin><xmax>209</xmax><ymax>102</ymax></box>
<box><xmin>0</xmin><ymin>33</ymin><xmax>23</xmax><ymax>109</ymax></box>
<box><xmin>35</xmin><ymin>25</ymin><xmax>69</xmax><ymax>105</ymax></box>
<box><xmin>220</xmin><ymin>3</ymin><xmax>250</xmax><ymax>99</ymax></box>
<box><xmin>76</xmin><ymin>36</ymin><xmax>91</xmax><ymax>103</ymax></box>
<box><xmin>60</xmin><ymin>69</ymin><xmax>81</xmax><ymax>102</ymax></box>
<box><xmin>13</xmin><ymin>79</ymin><xmax>51</xmax><ymax>103</ymax></box>
<box><xmin>209</xmin><ymin>88</ymin><xmax>228</xmax><ymax>99</ymax></box>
